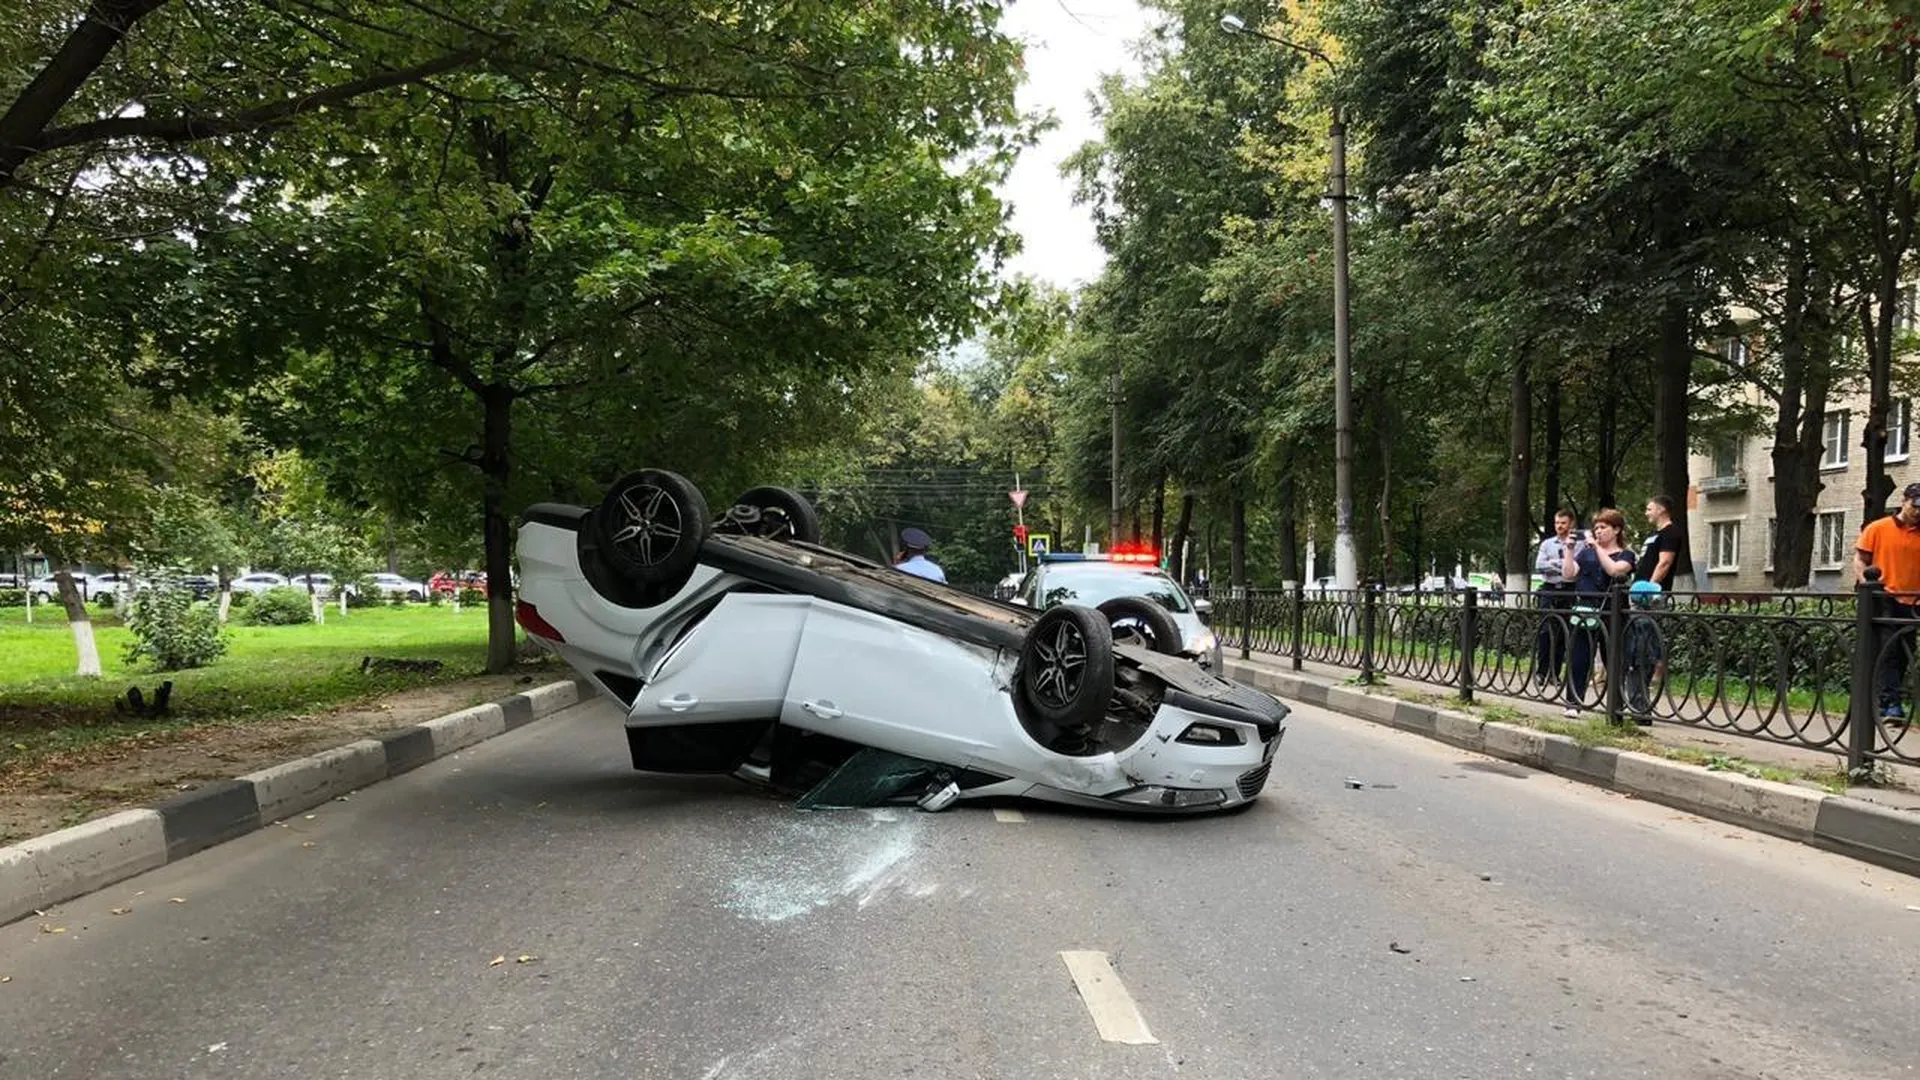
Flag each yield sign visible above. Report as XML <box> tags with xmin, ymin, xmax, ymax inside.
<box><xmin>1009</xmin><ymin>488</ymin><xmax>1028</xmax><ymax>509</ymax></box>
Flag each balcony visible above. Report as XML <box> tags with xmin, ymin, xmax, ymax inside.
<box><xmin>1699</xmin><ymin>472</ymin><xmax>1747</xmax><ymax>494</ymax></box>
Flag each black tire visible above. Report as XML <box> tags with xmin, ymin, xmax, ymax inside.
<box><xmin>577</xmin><ymin>519</ymin><xmax>678</xmax><ymax>609</ymax></box>
<box><xmin>716</xmin><ymin>486</ymin><xmax>822</xmax><ymax>544</ymax></box>
<box><xmin>1097</xmin><ymin>596</ymin><xmax>1184</xmax><ymax>656</ymax></box>
<box><xmin>1018</xmin><ymin>604</ymin><xmax>1116</xmax><ymax>731</ymax></box>
<box><xmin>593</xmin><ymin>469</ymin><xmax>710</xmax><ymax>588</ymax></box>
<box><xmin>408</xmin><ymin>590</ymin><xmax>423</xmax><ymax>602</ymax></box>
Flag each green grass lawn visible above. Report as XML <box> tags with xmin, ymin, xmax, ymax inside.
<box><xmin>0</xmin><ymin>604</ymin><xmax>504</xmax><ymax>743</ymax></box>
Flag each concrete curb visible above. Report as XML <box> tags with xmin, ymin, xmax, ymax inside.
<box><xmin>0</xmin><ymin>676</ymin><xmax>592</xmax><ymax>926</ymax></box>
<box><xmin>1227</xmin><ymin>659</ymin><xmax>1920</xmax><ymax>877</ymax></box>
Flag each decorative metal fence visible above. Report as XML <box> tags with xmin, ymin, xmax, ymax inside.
<box><xmin>1184</xmin><ymin>582</ymin><xmax>1917</xmax><ymax>772</ymax></box>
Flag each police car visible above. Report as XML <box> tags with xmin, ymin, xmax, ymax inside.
<box><xmin>1014</xmin><ymin>547</ymin><xmax>1222</xmax><ymax>669</ymax></box>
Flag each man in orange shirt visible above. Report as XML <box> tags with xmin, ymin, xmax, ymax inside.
<box><xmin>1854</xmin><ymin>482</ymin><xmax>1920</xmax><ymax>720</ymax></box>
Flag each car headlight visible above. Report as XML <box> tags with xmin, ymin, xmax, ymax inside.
<box><xmin>1191</xmin><ymin>630</ymin><xmax>1217</xmax><ymax>655</ymax></box>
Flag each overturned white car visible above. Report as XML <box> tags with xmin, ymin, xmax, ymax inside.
<box><xmin>513</xmin><ymin>469</ymin><xmax>1287</xmax><ymax>813</ymax></box>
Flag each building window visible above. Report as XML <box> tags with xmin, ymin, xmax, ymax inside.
<box><xmin>1823</xmin><ymin>411</ymin><xmax>1850</xmax><ymax>469</ymax></box>
<box><xmin>1710</xmin><ymin>439</ymin><xmax>1740</xmax><ymax>478</ymax></box>
<box><xmin>1816</xmin><ymin>511</ymin><xmax>1849</xmax><ymax>569</ymax></box>
<box><xmin>1709</xmin><ymin>521</ymin><xmax>1741</xmax><ymax>571</ymax></box>
<box><xmin>1888</xmin><ymin>399</ymin><xmax>1910</xmax><ymax>461</ymax></box>
<box><xmin>1722</xmin><ymin>338</ymin><xmax>1749</xmax><ymax>366</ymax></box>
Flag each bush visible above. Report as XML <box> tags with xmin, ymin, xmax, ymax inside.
<box><xmin>427</xmin><ymin>588</ymin><xmax>445</xmax><ymax>607</ymax></box>
<box><xmin>241</xmin><ymin>586</ymin><xmax>317</xmax><ymax>626</ymax></box>
<box><xmin>343</xmin><ymin>574</ymin><xmax>382</xmax><ymax>609</ymax></box>
<box><xmin>0</xmin><ymin>588</ymin><xmax>22</xmax><ymax>607</ymax></box>
<box><xmin>456</xmin><ymin>587</ymin><xmax>485</xmax><ymax>606</ymax></box>
<box><xmin>124</xmin><ymin>582</ymin><xmax>228</xmax><ymax>671</ymax></box>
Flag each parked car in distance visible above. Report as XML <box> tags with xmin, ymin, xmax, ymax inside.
<box><xmin>231</xmin><ymin>572</ymin><xmax>291</xmax><ymax>595</ymax></box>
<box><xmin>288</xmin><ymin>573</ymin><xmax>342</xmax><ymax>598</ymax></box>
<box><xmin>367</xmin><ymin>573</ymin><xmax>427</xmax><ymax>601</ymax></box>
<box><xmin>27</xmin><ymin>571</ymin><xmax>105</xmax><ymax>603</ymax></box>
<box><xmin>430</xmin><ymin>570</ymin><xmax>489</xmax><ymax>598</ymax></box>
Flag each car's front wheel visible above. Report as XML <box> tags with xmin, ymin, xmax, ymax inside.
<box><xmin>1097</xmin><ymin>596</ymin><xmax>1184</xmax><ymax>656</ymax></box>
<box><xmin>1017</xmin><ymin>604</ymin><xmax>1116</xmax><ymax>736</ymax></box>
<box><xmin>593</xmin><ymin>469</ymin><xmax>711</xmax><ymax>590</ymax></box>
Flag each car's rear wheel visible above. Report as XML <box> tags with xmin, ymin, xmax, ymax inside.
<box><xmin>715</xmin><ymin>486</ymin><xmax>822</xmax><ymax>544</ymax></box>
<box><xmin>1018</xmin><ymin>604</ymin><xmax>1116</xmax><ymax>734</ymax></box>
<box><xmin>1097</xmin><ymin>596</ymin><xmax>1184</xmax><ymax>656</ymax></box>
<box><xmin>594</xmin><ymin>469</ymin><xmax>710</xmax><ymax>590</ymax></box>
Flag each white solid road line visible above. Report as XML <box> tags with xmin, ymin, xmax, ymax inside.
<box><xmin>993</xmin><ymin>808</ymin><xmax>1026</xmax><ymax>823</ymax></box>
<box><xmin>1059</xmin><ymin>950</ymin><xmax>1158</xmax><ymax>1045</ymax></box>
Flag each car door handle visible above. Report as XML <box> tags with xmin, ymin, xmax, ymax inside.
<box><xmin>802</xmin><ymin>699</ymin><xmax>843</xmax><ymax>720</ymax></box>
<box><xmin>660</xmin><ymin>693</ymin><xmax>698</xmax><ymax>713</ymax></box>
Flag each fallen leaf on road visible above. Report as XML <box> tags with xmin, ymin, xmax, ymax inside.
<box><xmin>169</xmin><ymin>897</ymin><xmax>186</xmax><ymax>904</ymax></box>
<box><xmin>1</xmin><ymin>975</ymin><xmax>10</xmax><ymax>982</ymax></box>
<box><xmin>516</xmin><ymin>955</ymin><xmax>539</xmax><ymax>964</ymax></box>
<box><xmin>301</xmin><ymin>841</ymin><xmax>315</xmax><ymax>848</ymax></box>
<box><xmin>304</xmin><ymin>814</ymin><xmax>316</xmax><ymax>820</ymax></box>
<box><xmin>39</xmin><ymin>925</ymin><xmax>64</xmax><ymax>935</ymax></box>
<box><xmin>1459</xmin><ymin>976</ymin><xmax>1476</xmax><ymax>982</ymax></box>
<box><xmin>1906</xmin><ymin>905</ymin><xmax>1920</xmax><ymax>913</ymax></box>
<box><xmin>111</xmin><ymin>907</ymin><xmax>130</xmax><ymax>916</ymax></box>
<box><xmin>488</xmin><ymin>955</ymin><xmax>506</xmax><ymax>967</ymax></box>
<box><xmin>207</xmin><ymin>1042</ymin><xmax>227</xmax><ymax>1053</ymax></box>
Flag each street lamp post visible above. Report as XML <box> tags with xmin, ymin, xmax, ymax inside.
<box><xmin>1221</xmin><ymin>13</ymin><xmax>1357</xmax><ymax>590</ymax></box>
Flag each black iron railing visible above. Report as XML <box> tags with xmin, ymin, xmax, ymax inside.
<box><xmin>960</xmin><ymin>577</ymin><xmax>1916</xmax><ymax>773</ymax></box>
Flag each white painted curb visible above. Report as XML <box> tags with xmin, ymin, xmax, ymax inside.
<box><xmin>244</xmin><ymin>740</ymin><xmax>388</xmax><ymax>823</ymax></box>
<box><xmin>0</xmin><ymin>810</ymin><xmax>167</xmax><ymax>919</ymax></box>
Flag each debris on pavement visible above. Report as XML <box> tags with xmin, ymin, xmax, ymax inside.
<box><xmin>1388</xmin><ymin>942</ymin><xmax>1412</xmax><ymax>954</ymax></box>
<box><xmin>1459</xmin><ymin>976</ymin><xmax>1476</xmax><ymax>982</ymax></box>
<box><xmin>39</xmin><ymin>925</ymin><xmax>64</xmax><ymax>934</ymax></box>
<box><xmin>516</xmin><ymin>954</ymin><xmax>539</xmax><ymax>964</ymax></box>
<box><xmin>207</xmin><ymin>1043</ymin><xmax>227</xmax><ymax>1053</ymax></box>
<box><xmin>488</xmin><ymin>955</ymin><xmax>506</xmax><ymax>967</ymax></box>
<box><xmin>1907</xmin><ymin>905</ymin><xmax>1920</xmax><ymax>913</ymax></box>
<box><xmin>110</xmin><ymin>907</ymin><xmax>131</xmax><ymax>916</ymax></box>
<box><xmin>1343</xmin><ymin>777</ymin><xmax>1365</xmax><ymax>789</ymax></box>
<box><xmin>1478</xmin><ymin>873</ymin><xmax>1494</xmax><ymax>882</ymax></box>
<box><xmin>169</xmin><ymin>897</ymin><xmax>186</xmax><ymax>904</ymax></box>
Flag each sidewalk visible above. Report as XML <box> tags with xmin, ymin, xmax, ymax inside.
<box><xmin>1237</xmin><ymin>648</ymin><xmax>1920</xmax><ymax>815</ymax></box>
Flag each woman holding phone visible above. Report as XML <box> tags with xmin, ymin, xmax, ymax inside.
<box><xmin>1559</xmin><ymin>508</ymin><xmax>1637</xmax><ymax>717</ymax></box>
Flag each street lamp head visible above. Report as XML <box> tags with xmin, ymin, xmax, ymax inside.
<box><xmin>1219</xmin><ymin>13</ymin><xmax>1247</xmax><ymax>34</ymax></box>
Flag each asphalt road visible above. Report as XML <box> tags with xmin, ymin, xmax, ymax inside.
<box><xmin>1</xmin><ymin>697</ymin><xmax>1916</xmax><ymax>1080</ymax></box>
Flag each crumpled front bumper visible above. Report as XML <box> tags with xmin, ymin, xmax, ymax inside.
<box><xmin>1099</xmin><ymin>698</ymin><xmax>1286</xmax><ymax>811</ymax></box>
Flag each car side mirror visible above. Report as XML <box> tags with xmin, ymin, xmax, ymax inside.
<box><xmin>1192</xmin><ymin>597</ymin><xmax>1212</xmax><ymax>621</ymax></box>
<box><xmin>1009</xmin><ymin>596</ymin><xmax>1029</xmax><ymax>607</ymax></box>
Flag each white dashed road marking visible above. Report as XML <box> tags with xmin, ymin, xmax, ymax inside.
<box><xmin>1059</xmin><ymin>950</ymin><xmax>1158</xmax><ymax>1044</ymax></box>
<box><xmin>993</xmin><ymin>808</ymin><xmax>1026</xmax><ymax>823</ymax></box>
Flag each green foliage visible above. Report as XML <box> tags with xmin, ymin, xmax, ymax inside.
<box><xmin>240</xmin><ymin>587</ymin><xmax>316</xmax><ymax>626</ymax></box>
<box><xmin>455</xmin><ymin>587</ymin><xmax>486</xmax><ymax>607</ymax></box>
<box><xmin>122</xmin><ymin>582</ymin><xmax>229</xmax><ymax>672</ymax></box>
<box><xmin>0</xmin><ymin>589</ymin><xmax>22</xmax><ymax>607</ymax></box>
<box><xmin>343</xmin><ymin>575</ymin><xmax>382</xmax><ymax>609</ymax></box>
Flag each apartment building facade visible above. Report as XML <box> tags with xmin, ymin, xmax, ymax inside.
<box><xmin>1686</xmin><ymin>380</ymin><xmax>1914</xmax><ymax>593</ymax></box>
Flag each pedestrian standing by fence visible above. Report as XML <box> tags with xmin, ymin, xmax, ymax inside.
<box><xmin>1533</xmin><ymin>509</ymin><xmax>1578</xmax><ymax>686</ymax></box>
<box><xmin>1853</xmin><ymin>483</ymin><xmax>1920</xmax><ymax>722</ymax></box>
<box><xmin>1633</xmin><ymin>494</ymin><xmax>1680</xmax><ymax>691</ymax></box>
<box><xmin>1561</xmin><ymin>508</ymin><xmax>1636</xmax><ymax>718</ymax></box>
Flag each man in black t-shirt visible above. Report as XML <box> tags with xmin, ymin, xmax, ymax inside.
<box><xmin>1637</xmin><ymin>495</ymin><xmax>1679</xmax><ymax>586</ymax></box>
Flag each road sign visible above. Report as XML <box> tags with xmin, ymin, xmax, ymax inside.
<box><xmin>1010</xmin><ymin>488</ymin><xmax>1028</xmax><ymax>509</ymax></box>
<box><xmin>1028</xmin><ymin>534</ymin><xmax>1052</xmax><ymax>558</ymax></box>
<box><xmin>1013</xmin><ymin>524</ymin><xmax>1029</xmax><ymax>544</ymax></box>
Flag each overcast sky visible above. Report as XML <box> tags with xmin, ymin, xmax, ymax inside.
<box><xmin>994</xmin><ymin>0</ymin><xmax>1156</xmax><ymax>291</ymax></box>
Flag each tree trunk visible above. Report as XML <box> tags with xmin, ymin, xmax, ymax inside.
<box><xmin>1169</xmin><ymin>492</ymin><xmax>1195</xmax><ymax>584</ymax></box>
<box><xmin>1770</xmin><ymin>246</ymin><xmax>1831</xmax><ymax>588</ymax></box>
<box><xmin>1864</xmin><ymin>267</ymin><xmax>1900</xmax><ymax>525</ymax></box>
<box><xmin>385</xmin><ymin>511</ymin><xmax>401</xmax><ymax>574</ymax></box>
<box><xmin>1505</xmin><ymin>351</ymin><xmax>1534</xmax><ymax>594</ymax></box>
<box><xmin>481</xmin><ymin>383</ymin><xmax>518</xmax><ymax>673</ymax></box>
<box><xmin>54</xmin><ymin>568</ymin><xmax>100</xmax><ymax>677</ymax></box>
<box><xmin>1542</xmin><ymin>378</ymin><xmax>1562</xmax><ymax>525</ymax></box>
<box><xmin>1230</xmin><ymin>498</ymin><xmax>1247</xmax><ymax>589</ymax></box>
<box><xmin>1376</xmin><ymin>394</ymin><xmax>1394</xmax><ymax>585</ymax></box>
<box><xmin>1654</xmin><ymin>301</ymin><xmax>1694</xmax><ymax>579</ymax></box>
<box><xmin>1277</xmin><ymin>472</ymin><xmax>1299</xmax><ymax>584</ymax></box>
<box><xmin>1592</xmin><ymin>357</ymin><xmax>1618</xmax><ymax>510</ymax></box>
<box><xmin>1128</xmin><ymin>504</ymin><xmax>1142</xmax><ymax>545</ymax></box>
<box><xmin>1151</xmin><ymin>476</ymin><xmax>1165</xmax><ymax>554</ymax></box>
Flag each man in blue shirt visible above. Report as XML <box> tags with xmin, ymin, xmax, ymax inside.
<box><xmin>894</xmin><ymin>527</ymin><xmax>947</xmax><ymax>583</ymax></box>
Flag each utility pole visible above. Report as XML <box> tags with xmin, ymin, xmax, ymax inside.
<box><xmin>1109</xmin><ymin>360</ymin><xmax>1122</xmax><ymax>547</ymax></box>
<box><xmin>1330</xmin><ymin>105</ymin><xmax>1356</xmax><ymax>589</ymax></box>
<box><xmin>1221</xmin><ymin>12</ymin><xmax>1356</xmax><ymax>588</ymax></box>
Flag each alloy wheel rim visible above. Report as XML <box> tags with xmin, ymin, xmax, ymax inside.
<box><xmin>1030</xmin><ymin>619</ymin><xmax>1088</xmax><ymax>708</ymax></box>
<box><xmin>608</xmin><ymin>483</ymin><xmax>683</xmax><ymax>567</ymax></box>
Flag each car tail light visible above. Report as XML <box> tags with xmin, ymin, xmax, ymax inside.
<box><xmin>515</xmin><ymin>600</ymin><xmax>565</xmax><ymax>642</ymax></box>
